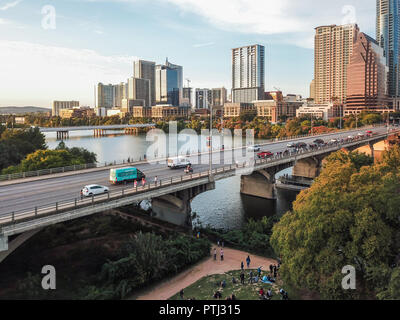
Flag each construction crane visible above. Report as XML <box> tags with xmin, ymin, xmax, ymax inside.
<box><xmin>273</xmin><ymin>86</ymin><xmax>281</xmax><ymax>92</ymax></box>
<box><xmin>186</xmin><ymin>78</ymin><xmax>191</xmax><ymax>88</ymax></box>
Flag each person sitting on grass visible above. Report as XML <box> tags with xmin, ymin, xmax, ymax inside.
<box><xmin>213</xmin><ymin>291</ymin><xmax>222</xmax><ymax>299</ymax></box>
<box><xmin>259</xmin><ymin>288</ymin><xmax>265</xmax><ymax>297</ymax></box>
<box><xmin>231</xmin><ymin>294</ymin><xmax>237</xmax><ymax>300</ymax></box>
<box><xmin>279</xmin><ymin>289</ymin><xmax>289</xmax><ymax>300</ymax></box>
<box><xmin>232</xmin><ymin>277</ymin><xmax>237</xmax><ymax>284</ymax></box>
<box><xmin>267</xmin><ymin>289</ymin><xmax>273</xmax><ymax>300</ymax></box>
<box><xmin>221</xmin><ymin>280</ymin><xmax>226</xmax><ymax>288</ymax></box>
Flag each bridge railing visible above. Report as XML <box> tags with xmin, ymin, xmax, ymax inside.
<box><xmin>0</xmin><ymin>125</ymin><xmax>387</xmax><ymax>182</ymax></box>
<box><xmin>0</xmin><ymin>132</ymin><xmax>390</xmax><ymax>230</ymax></box>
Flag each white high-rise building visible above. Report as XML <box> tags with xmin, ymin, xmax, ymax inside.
<box><xmin>232</xmin><ymin>44</ymin><xmax>265</xmax><ymax>103</ymax></box>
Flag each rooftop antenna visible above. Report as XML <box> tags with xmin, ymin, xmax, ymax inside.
<box><xmin>186</xmin><ymin>78</ymin><xmax>191</xmax><ymax>88</ymax></box>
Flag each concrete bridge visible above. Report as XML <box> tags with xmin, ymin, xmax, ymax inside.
<box><xmin>0</xmin><ymin>129</ymin><xmax>393</xmax><ymax>259</ymax></box>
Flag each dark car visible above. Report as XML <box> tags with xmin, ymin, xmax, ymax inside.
<box><xmin>313</xmin><ymin>139</ymin><xmax>325</xmax><ymax>145</ymax></box>
<box><xmin>295</xmin><ymin>142</ymin><xmax>307</xmax><ymax>149</ymax></box>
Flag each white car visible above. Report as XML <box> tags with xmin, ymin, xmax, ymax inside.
<box><xmin>82</xmin><ymin>185</ymin><xmax>109</xmax><ymax>197</ymax></box>
<box><xmin>348</xmin><ymin>135</ymin><xmax>354</xmax><ymax>139</ymax></box>
<box><xmin>247</xmin><ymin>145</ymin><xmax>261</xmax><ymax>152</ymax></box>
<box><xmin>167</xmin><ymin>156</ymin><xmax>191</xmax><ymax>169</ymax></box>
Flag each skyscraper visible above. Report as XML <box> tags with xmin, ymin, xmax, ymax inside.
<box><xmin>377</xmin><ymin>0</ymin><xmax>400</xmax><ymax>97</ymax></box>
<box><xmin>211</xmin><ymin>88</ymin><xmax>228</xmax><ymax>107</ymax></box>
<box><xmin>128</xmin><ymin>77</ymin><xmax>151</xmax><ymax>107</ymax></box>
<box><xmin>113</xmin><ymin>82</ymin><xmax>128</xmax><ymax>108</ymax></box>
<box><xmin>314</xmin><ymin>24</ymin><xmax>359</xmax><ymax>104</ymax></box>
<box><xmin>195</xmin><ymin>89</ymin><xmax>212</xmax><ymax>109</ymax></box>
<box><xmin>346</xmin><ymin>33</ymin><xmax>388</xmax><ymax>114</ymax></box>
<box><xmin>133</xmin><ymin>60</ymin><xmax>156</xmax><ymax>106</ymax></box>
<box><xmin>97</xmin><ymin>83</ymin><xmax>114</xmax><ymax>109</ymax></box>
<box><xmin>232</xmin><ymin>44</ymin><xmax>265</xmax><ymax>103</ymax></box>
<box><xmin>155</xmin><ymin>61</ymin><xmax>182</xmax><ymax>107</ymax></box>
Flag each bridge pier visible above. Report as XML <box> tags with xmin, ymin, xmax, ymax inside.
<box><xmin>369</xmin><ymin>142</ymin><xmax>375</xmax><ymax>160</ymax></box>
<box><xmin>240</xmin><ymin>168</ymin><xmax>278</xmax><ymax>200</ymax></box>
<box><xmin>151</xmin><ymin>182</ymin><xmax>215</xmax><ymax>227</ymax></box>
<box><xmin>0</xmin><ymin>235</ymin><xmax>8</xmax><ymax>252</ymax></box>
<box><xmin>292</xmin><ymin>156</ymin><xmax>322</xmax><ymax>179</ymax></box>
<box><xmin>56</xmin><ymin>131</ymin><xmax>69</xmax><ymax>140</ymax></box>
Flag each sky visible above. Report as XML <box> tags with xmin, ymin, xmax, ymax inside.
<box><xmin>0</xmin><ymin>0</ymin><xmax>376</xmax><ymax>108</ymax></box>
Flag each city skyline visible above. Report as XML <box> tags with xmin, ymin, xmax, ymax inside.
<box><xmin>0</xmin><ymin>0</ymin><xmax>376</xmax><ymax>108</ymax></box>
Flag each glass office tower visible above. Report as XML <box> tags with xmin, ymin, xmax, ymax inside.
<box><xmin>377</xmin><ymin>0</ymin><xmax>400</xmax><ymax>97</ymax></box>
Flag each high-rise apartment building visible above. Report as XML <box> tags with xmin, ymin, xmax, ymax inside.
<box><xmin>113</xmin><ymin>82</ymin><xmax>128</xmax><ymax>108</ymax></box>
<box><xmin>346</xmin><ymin>32</ymin><xmax>389</xmax><ymax>114</ymax></box>
<box><xmin>133</xmin><ymin>60</ymin><xmax>156</xmax><ymax>106</ymax></box>
<box><xmin>211</xmin><ymin>88</ymin><xmax>228</xmax><ymax>107</ymax></box>
<box><xmin>309</xmin><ymin>80</ymin><xmax>316</xmax><ymax>101</ymax></box>
<box><xmin>97</xmin><ymin>83</ymin><xmax>114</xmax><ymax>109</ymax></box>
<box><xmin>195</xmin><ymin>89</ymin><xmax>212</xmax><ymax>109</ymax></box>
<box><xmin>377</xmin><ymin>0</ymin><xmax>400</xmax><ymax>97</ymax></box>
<box><xmin>314</xmin><ymin>24</ymin><xmax>359</xmax><ymax>104</ymax></box>
<box><xmin>182</xmin><ymin>87</ymin><xmax>193</xmax><ymax>108</ymax></box>
<box><xmin>232</xmin><ymin>44</ymin><xmax>265</xmax><ymax>103</ymax></box>
<box><xmin>128</xmin><ymin>77</ymin><xmax>151</xmax><ymax>107</ymax></box>
<box><xmin>52</xmin><ymin>101</ymin><xmax>79</xmax><ymax>116</ymax></box>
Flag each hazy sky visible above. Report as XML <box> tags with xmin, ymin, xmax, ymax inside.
<box><xmin>0</xmin><ymin>0</ymin><xmax>376</xmax><ymax>108</ymax></box>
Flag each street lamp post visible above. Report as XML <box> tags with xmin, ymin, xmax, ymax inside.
<box><xmin>209</xmin><ymin>104</ymin><xmax>213</xmax><ymax>179</ymax></box>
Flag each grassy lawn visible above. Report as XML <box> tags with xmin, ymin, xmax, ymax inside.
<box><xmin>169</xmin><ymin>270</ymin><xmax>295</xmax><ymax>301</ymax></box>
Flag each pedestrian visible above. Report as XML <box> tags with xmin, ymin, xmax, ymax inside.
<box><xmin>249</xmin><ymin>271</ymin><xmax>253</xmax><ymax>284</ymax></box>
<box><xmin>142</xmin><ymin>177</ymin><xmax>146</xmax><ymax>186</ymax></box>
<box><xmin>269</xmin><ymin>264</ymin><xmax>273</xmax><ymax>274</ymax></box>
<box><xmin>241</xmin><ymin>261</ymin><xmax>244</xmax><ymax>271</ymax></box>
<box><xmin>273</xmin><ymin>265</ymin><xmax>277</xmax><ymax>278</ymax></box>
<box><xmin>246</xmin><ymin>255</ymin><xmax>251</xmax><ymax>268</ymax></box>
<box><xmin>180</xmin><ymin>289</ymin><xmax>184</xmax><ymax>300</ymax></box>
<box><xmin>220</xmin><ymin>248</ymin><xmax>224</xmax><ymax>261</ymax></box>
<box><xmin>240</xmin><ymin>272</ymin><xmax>245</xmax><ymax>285</ymax></box>
<box><xmin>154</xmin><ymin>176</ymin><xmax>158</xmax><ymax>186</ymax></box>
<box><xmin>197</xmin><ymin>231</ymin><xmax>200</xmax><ymax>239</ymax></box>
<box><xmin>80</xmin><ymin>189</ymin><xmax>84</xmax><ymax>200</ymax></box>
<box><xmin>214</xmin><ymin>248</ymin><xmax>217</xmax><ymax>261</ymax></box>
<box><xmin>134</xmin><ymin>180</ymin><xmax>137</xmax><ymax>189</ymax></box>
<box><xmin>257</xmin><ymin>266</ymin><xmax>262</xmax><ymax>277</ymax></box>
<box><xmin>217</xmin><ymin>240</ymin><xmax>220</xmax><ymax>247</ymax></box>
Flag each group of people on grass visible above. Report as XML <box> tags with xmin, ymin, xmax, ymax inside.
<box><xmin>179</xmin><ymin>246</ymin><xmax>288</xmax><ymax>300</ymax></box>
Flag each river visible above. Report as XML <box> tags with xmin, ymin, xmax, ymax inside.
<box><xmin>45</xmin><ymin>130</ymin><xmax>299</xmax><ymax>230</ymax></box>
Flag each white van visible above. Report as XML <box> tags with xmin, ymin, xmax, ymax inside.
<box><xmin>167</xmin><ymin>156</ymin><xmax>191</xmax><ymax>169</ymax></box>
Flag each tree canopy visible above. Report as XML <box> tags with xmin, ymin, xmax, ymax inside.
<box><xmin>270</xmin><ymin>147</ymin><xmax>400</xmax><ymax>300</ymax></box>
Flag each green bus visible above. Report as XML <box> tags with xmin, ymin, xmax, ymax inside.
<box><xmin>109</xmin><ymin>167</ymin><xmax>145</xmax><ymax>185</ymax></box>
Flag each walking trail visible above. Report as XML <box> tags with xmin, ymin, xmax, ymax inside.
<box><xmin>133</xmin><ymin>246</ymin><xmax>277</xmax><ymax>300</ymax></box>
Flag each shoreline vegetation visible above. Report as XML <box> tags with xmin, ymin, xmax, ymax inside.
<box><xmin>0</xmin><ymin>213</ymin><xmax>211</xmax><ymax>300</ymax></box>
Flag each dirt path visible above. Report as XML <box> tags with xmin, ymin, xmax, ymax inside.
<box><xmin>133</xmin><ymin>246</ymin><xmax>277</xmax><ymax>300</ymax></box>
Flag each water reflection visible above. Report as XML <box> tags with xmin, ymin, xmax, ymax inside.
<box><xmin>45</xmin><ymin>132</ymin><xmax>299</xmax><ymax>230</ymax></box>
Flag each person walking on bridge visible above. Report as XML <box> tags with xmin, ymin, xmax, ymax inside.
<box><xmin>154</xmin><ymin>176</ymin><xmax>158</xmax><ymax>186</ymax></box>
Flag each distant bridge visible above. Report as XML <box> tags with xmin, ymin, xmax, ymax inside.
<box><xmin>38</xmin><ymin>124</ymin><xmax>156</xmax><ymax>139</ymax></box>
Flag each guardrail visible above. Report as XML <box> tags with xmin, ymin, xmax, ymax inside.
<box><xmin>0</xmin><ymin>132</ymin><xmax>390</xmax><ymax>230</ymax></box>
<box><xmin>0</xmin><ymin>125</ymin><xmax>387</xmax><ymax>182</ymax></box>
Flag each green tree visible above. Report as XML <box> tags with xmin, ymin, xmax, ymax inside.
<box><xmin>270</xmin><ymin>147</ymin><xmax>400</xmax><ymax>299</ymax></box>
